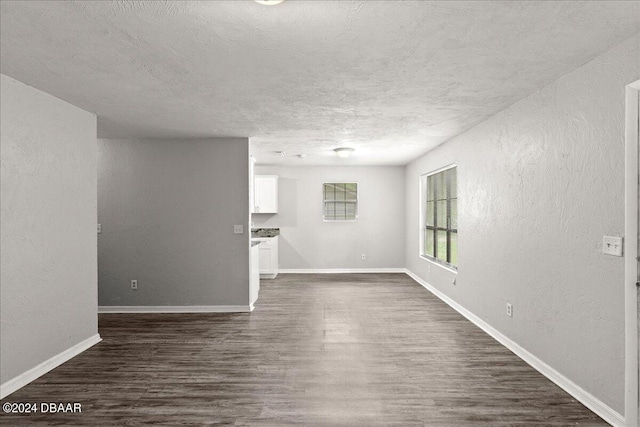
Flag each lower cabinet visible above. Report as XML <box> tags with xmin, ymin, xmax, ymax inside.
<box><xmin>250</xmin><ymin>243</ymin><xmax>260</xmax><ymax>308</ymax></box>
<box><xmin>258</xmin><ymin>236</ymin><xmax>279</xmax><ymax>279</ymax></box>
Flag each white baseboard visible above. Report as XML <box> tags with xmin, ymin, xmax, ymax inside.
<box><xmin>1</xmin><ymin>333</ymin><xmax>102</xmax><ymax>399</ymax></box>
<box><xmin>98</xmin><ymin>305</ymin><xmax>252</xmax><ymax>313</ymax></box>
<box><xmin>405</xmin><ymin>270</ymin><xmax>624</xmax><ymax>427</ymax></box>
<box><xmin>278</xmin><ymin>268</ymin><xmax>407</xmax><ymax>274</ymax></box>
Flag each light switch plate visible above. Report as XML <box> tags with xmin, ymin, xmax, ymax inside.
<box><xmin>603</xmin><ymin>236</ymin><xmax>623</xmax><ymax>256</ymax></box>
<box><xmin>233</xmin><ymin>225</ymin><xmax>244</xmax><ymax>234</ymax></box>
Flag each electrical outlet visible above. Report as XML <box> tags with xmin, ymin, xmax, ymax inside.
<box><xmin>506</xmin><ymin>303</ymin><xmax>513</xmax><ymax>317</ymax></box>
<box><xmin>361</xmin><ymin>254</ymin><xmax>366</xmax><ymax>260</ymax></box>
<box><xmin>131</xmin><ymin>280</ymin><xmax>138</xmax><ymax>290</ymax></box>
<box><xmin>427</xmin><ymin>265</ymin><xmax>431</xmax><ymax>273</ymax></box>
<box><xmin>233</xmin><ymin>225</ymin><xmax>244</xmax><ymax>234</ymax></box>
<box><xmin>97</xmin><ymin>224</ymin><xmax>102</xmax><ymax>234</ymax></box>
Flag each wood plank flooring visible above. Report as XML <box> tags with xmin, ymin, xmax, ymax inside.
<box><xmin>1</xmin><ymin>273</ymin><xmax>607</xmax><ymax>426</ymax></box>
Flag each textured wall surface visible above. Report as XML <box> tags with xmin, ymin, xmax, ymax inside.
<box><xmin>1</xmin><ymin>1</ymin><xmax>639</xmax><ymax>165</ymax></box>
<box><xmin>0</xmin><ymin>74</ymin><xmax>98</xmax><ymax>383</ymax></box>
<box><xmin>98</xmin><ymin>138</ymin><xmax>250</xmax><ymax>306</ymax></box>
<box><xmin>253</xmin><ymin>166</ymin><xmax>405</xmax><ymax>270</ymax></box>
<box><xmin>405</xmin><ymin>35</ymin><xmax>640</xmax><ymax>414</ymax></box>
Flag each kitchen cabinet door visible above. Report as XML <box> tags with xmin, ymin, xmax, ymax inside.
<box><xmin>257</xmin><ymin>237</ymin><xmax>278</xmax><ymax>279</ymax></box>
<box><xmin>254</xmin><ymin>175</ymin><xmax>278</xmax><ymax>213</ymax></box>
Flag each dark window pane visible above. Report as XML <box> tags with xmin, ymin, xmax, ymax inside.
<box><xmin>427</xmin><ymin>176</ymin><xmax>435</xmax><ymax>201</ymax></box>
<box><xmin>436</xmin><ymin>230</ymin><xmax>447</xmax><ymax>261</ymax></box>
<box><xmin>449</xmin><ymin>168</ymin><xmax>457</xmax><ymax>198</ymax></box>
<box><xmin>436</xmin><ymin>173</ymin><xmax>446</xmax><ymax>200</ymax></box>
<box><xmin>450</xmin><ymin>198</ymin><xmax>457</xmax><ymax>230</ymax></box>
<box><xmin>450</xmin><ymin>232</ymin><xmax>458</xmax><ymax>266</ymax></box>
<box><xmin>324</xmin><ymin>183</ymin><xmax>335</xmax><ymax>201</ymax></box>
<box><xmin>425</xmin><ymin>229</ymin><xmax>435</xmax><ymax>257</ymax></box>
<box><xmin>426</xmin><ymin>201</ymin><xmax>435</xmax><ymax>226</ymax></box>
<box><xmin>345</xmin><ymin>183</ymin><xmax>357</xmax><ymax>201</ymax></box>
<box><xmin>346</xmin><ymin>202</ymin><xmax>356</xmax><ymax>220</ymax></box>
<box><xmin>436</xmin><ymin>200</ymin><xmax>447</xmax><ymax>228</ymax></box>
<box><xmin>346</xmin><ymin>185</ymin><xmax>357</xmax><ymax>201</ymax></box>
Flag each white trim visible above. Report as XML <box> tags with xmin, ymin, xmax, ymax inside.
<box><xmin>419</xmin><ymin>255</ymin><xmax>458</xmax><ymax>274</ymax></box>
<box><xmin>422</xmin><ymin>162</ymin><xmax>457</xmax><ymax>178</ymax></box>
<box><xmin>98</xmin><ymin>305</ymin><xmax>253</xmax><ymax>313</ymax></box>
<box><xmin>405</xmin><ymin>270</ymin><xmax>624</xmax><ymax>427</ymax></box>
<box><xmin>625</xmin><ymin>80</ymin><xmax>640</xmax><ymax>427</ymax></box>
<box><xmin>278</xmin><ymin>268</ymin><xmax>407</xmax><ymax>274</ymax></box>
<box><xmin>0</xmin><ymin>333</ymin><xmax>102</xmax><ymax>399</ymax></box>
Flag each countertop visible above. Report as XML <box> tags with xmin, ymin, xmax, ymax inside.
<box><xmin>251</xmin><ymin>228</ymin><xmax>280</xmax><ymax>238</ymax></box>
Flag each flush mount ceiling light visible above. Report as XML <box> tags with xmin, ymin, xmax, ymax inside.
<box><xmin>255</xmin><ymin>0</ymin><xmax>284</xmax><ymax>5</ymax></box>
<box><xmin>333</xmin><ymin>147</ymin><xmax>355</xmax><ymax>158</ymax></box>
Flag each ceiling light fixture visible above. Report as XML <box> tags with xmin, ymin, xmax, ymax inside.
<box><xmin>333</xmin><ymin>147</ymin><xmax>355</xmax><ymax>158</ymax></box>
<box><xmin>274</xmin><ymin>150</ymin><xmax>286</xmax><ymax>156</ymax></box>
<box><xmin>255</xmin><ymin>0</ymin><xmax>284</xmax><ymax>5</ymax></box>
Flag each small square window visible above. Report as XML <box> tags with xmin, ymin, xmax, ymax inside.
<box><xmin>323</xmin><ymin>183</ymin><xmax>357</xmax><ymax>221</ymax></box>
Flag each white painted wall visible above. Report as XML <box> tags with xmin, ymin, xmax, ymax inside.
<box><xmin>1</xmin><ymin>74</ymin><xmax>98</xmax><ymax>384</ymax></box>
<box><xmin>97</xmin><ymin>138</ymin><xmax>250</xmax><ymax>307</ymax></box>
<box><xmin>405</xmin><ymin>35</ymin><xmax>640</xmax><ymax>415</ymax></box>
<box><xmin>253</xmin><ymin>166</ymin><xmax>405</xmax><ymax>270</ymax></box>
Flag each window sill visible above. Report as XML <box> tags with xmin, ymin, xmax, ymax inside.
<box><xmin>420</xmin><ymin>255</ymin><xmax>458</xmax><ymax>274</ymax></box>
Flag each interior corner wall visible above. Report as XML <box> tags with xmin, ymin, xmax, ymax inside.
<box><xmin>253</xmin><ymin>165</ymin><xmax>405</xmax><ymax>270</ymax></box>
<box><xmin>0</xmin><ymin>74</ymin><xmax>98</xmax><ymax>385</ymax></box>
<box><xmin>97</xmin><ymin>137</ymin><xmax>250</xmax><ymax>307</ymax></box>
<box><xmin>405</xmin><ymin>34</ymin><xmax>640</xmax><ymax>414</ymax></box>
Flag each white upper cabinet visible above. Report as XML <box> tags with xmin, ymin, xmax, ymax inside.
<box><xmin>254</xmin><ymin>175</ymin><xmax>278</xmax><ymax>213</ymax></box>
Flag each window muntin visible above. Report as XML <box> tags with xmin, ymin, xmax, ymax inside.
<box><xmin>323</xmin><ymin>183</ymin><xmax>357</xmax><ymax>221</ymax></box>
<box><xmin>421</xmin><ymin>166</ymin><xmax>457</xmax><ymax>268</ymax></box>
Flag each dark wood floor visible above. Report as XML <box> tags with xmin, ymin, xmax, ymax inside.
<box><xmin>1</xmin><ymin>273</ymin><xmax>606</xmax><ymax>426</ymax></box>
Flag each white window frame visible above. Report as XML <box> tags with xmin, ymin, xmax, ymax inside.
<box><xmin>419</xmin><ymin>164</ymin><xmax>457</xmax><ymax>271</ymax></box>
<box><xmin>322</xmin><ymin>182</ymin><xmax>358</xmax><ymax>222</ymax></box>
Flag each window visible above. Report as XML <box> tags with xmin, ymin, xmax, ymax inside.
<box><xmin>323</xmin><ymin>183</ymin><xmax>357</xmax><ymax>221</ymax></box>
<box><xmin>421</xmin><ymin>166</ymin><xmax>457</xmax><ymax>269</ymax></box>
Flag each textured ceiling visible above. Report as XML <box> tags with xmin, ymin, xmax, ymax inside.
<box><xmin>1</xmin><ymin>1</ymin><xmax>639</xmax><ymax>165</ymax></box>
